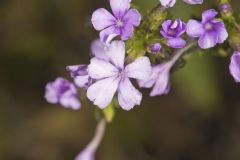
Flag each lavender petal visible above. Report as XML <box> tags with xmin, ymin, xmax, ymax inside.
<box><xmin>118</xmin><ymin>77</ymin><xmax>142</xmax><ymax>111</ymax></box>
<box><xmin>91</xmin><ymin>8</ymin><xmax>116</xmax><ymax>31</ymax></box>
<box><xmin>87</xmin><ymin>76</ymin><xmax>120</xmax><ymax>109</ymax></box>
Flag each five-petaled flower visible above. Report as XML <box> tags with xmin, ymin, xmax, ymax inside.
<box><xmin>87</xmin><ymin>40</ymin><xmax>151</xmax><ymax>110</ymax></box>
<box><xmin>229</xmin><ymin>51</ymin><xmax>240</xmax><ymax>82</ymax></box>
<box><xmin>186</xmin><ymin>9</ymin><xmax>228</xmax><ymax>49</ymax></box>
<box><xmin>160</xmin><ymin>19</ymin><xmax>187</xmax><ymax>48</ymax></box>
<box><xmin>45</xmin><ymin>77</ymin><xmax>81</xmax><ymax>110</ymax></box>
<box><xmin>91</xmin><ymin>0</ymin><xmax>141</xmax><ymax>44</ymax></box>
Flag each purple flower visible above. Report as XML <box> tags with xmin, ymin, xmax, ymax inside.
<box><xmin>75</xmin><ymin>149</ymin><xmax>94</xmax><ymax>160</ymax></box>
<box><xmin>91</xmin><ymin>0</ymin><xmax>141</xmax><ymax>43</ymax></box>
<box><xmin>159</xmin><ymin>0</ymin><xmax>203</xmax><ymax>8</ymax></box>
<box><xmin>45</xmin><ymin>77</ymin><xmax>81</xmax><ymax>110</ymax></box>
<box><xmin>159</xmin><ymin>0</ymin><xmax>176</xmax><ymax>7</ymax></box>
<box><xmin>220</xmin><ymin>3</ymin><xmax>231</xmax><ymax>14</ymax></box>
<box><xmin>150</xmin><ymin>43</ymin><xmax>162</xmax><ymax>53</ymax></box>
<box><xmin>75</xmin><ymin>119</ymin><xmax>106</xmax><ymax>160</ymax></box>
<box><xmin>229</xmin><ymin>51</ymin><xmax>240</xmax><ymax>82</ymax></box>
<box><xmin>186</xmin><ymin>9</ymin><xmax>228</xmax><ymax>49</ymax></box>
<box><xmin>182</xmin><ymin>0</ymin><xmax>203</xmax><ymax>4</ymax></box>
<box><xmin>160</xmin><ymin>19</ymin><xmax>187</xmax><ymax>48</ymax></box>
<box><xmin>139</xmin><ymin>45</ymin><xmax>185</xmax><ymax>96</ymax></box>
<box><xmin>139</xmin><ymin>63</ymin><xmax>171</xmax><ymax>96</ymax></box>
<box><xmin>87</xmin><ymin>40</ymin><xmax>151</xmax><ymax>110</ymax></box>
<box><xmin>66</xmin><ymin>65</ymin><xmax>92</xmax><ymax>89</ymax></box>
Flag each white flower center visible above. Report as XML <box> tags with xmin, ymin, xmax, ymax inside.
<box><xmin>168</xmin><ymin>29</ymin><xmax>176</xmax><ymax>36</ymax></box>
<box><xmin>205</xmin><ymin>23</ymin><xmax>213</xmax><ymax>30</ymax></box>
<box><xmin>118</xmin><ymin>69</ymin><xmax>126</xmax><ymax>78</ymax></box>
<box><xmin>116</xmin><ymin>19</ymin><xmax>124</xmax><ymax>27</ymax></box>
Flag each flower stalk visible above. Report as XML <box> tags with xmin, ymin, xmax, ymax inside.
<box><xmin>126</xmin><ymin>4</ymin><xmax>168</xmax><ymax>57</ymax></box>
<box><xmin>75</xmin><ymin>118</ymin><xmax>106</xmax><ymax>160</ymax></box>
<box><xmin>218</xmin><ymin>0</ymin><xmax>240</xmax><ymax>51</ymax></box>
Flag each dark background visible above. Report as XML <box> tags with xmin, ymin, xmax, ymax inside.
<box><xmin>1</xmin><ymin>0</ymin><xmax>240</xmax><ymax>159</ymax></box>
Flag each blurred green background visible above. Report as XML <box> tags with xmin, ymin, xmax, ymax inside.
<box><xmin>1</xmin><ymin>0</ymin><xmax>240</xmax><ymax>160</ymax></box>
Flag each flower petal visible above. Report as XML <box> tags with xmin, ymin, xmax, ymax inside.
<box><xmin>91</xmin><ymin>8</ymin><xmax>116</xmax><ymax>31</ymax></box>
<box><xmin>123</xmin><ymin>9</ymin><xmax>141</xmax><ymax>26</ymax></box>
<box><xmin>66</xmin><ymin>65</ymin><xmax>88</xmax><ymax>78</ymax></box>
<box><xmin>162</xmin><ymin>20</ymin><xmax>172</xmax><ymax>32</ymax></box>
<box><xmin>45</xmin><ymin>83</ymin><xmax>59</xmax><ymax>104</ymax></box>
<box><xmin>182</xmin><ymin>0</ymin><xmax>203</xmax><ymax>4</ymax></box>
<box><xmin>159</xmin><ymin>0</ymin><xmax>176</xmax><ymax>8</ymax></box>
<box><xmin>87</xmin><ymin>76</ymin><xmax>120</xmax><ymax>109</ymax></box>
<box><xmin>213</xmin><ymin>21</ymin><xmax>228</xmax><ymax>43</ymax></box>
<box><xmin>202</xmin><ymin>9</ymin><xmax>218</xmax><ymax>23</ymax></box>
<box><xmin>91</xmin><ymin>39</ymin><xmax>109</xmax><ymax>61</ymax></box>
<box><xmin>88</xmin><ymin>58</ymin><xmax>118</xmax><ymax>79</ymax></box>
<box><xmin>110</xmin><ymin>0</ymin><xmax>131</xmax><ymax>17</ymax></box>
<box><xmin>198</xmin><ymin>32</ymin><xmax>218</xmax><ymax>49</ymax></box>
<box><xmin>74</xmin><ymin>75</ymin><xmax>91</xmax><ymax>88</ymax></box>
<box><xmin>60</xmin><ymin>85</ymin><xmax>81</xmax><ymax>110</ymax></box>
<box><xmin>229</xmin><ymin>51</ymin><xmax>240</xmax><ymax>82</ymax></box>
<box><xmin>167</xmin><ymin>37</ymin><xmax>186</xmax><ymax>48</ymax></box>
<box><xmin>186</xmin><ymin>19</ymin><xmax>204</xmax><ymax>37</ymax></box>
<box><xmin>60</xmin><ymin>95</ymin><xmax>81</xmax><ymax>110</ymax></box>
<box><xmin>138</xmin><ymin>65</ymin><xmax>161</xmax><ymax>88</ymax></box>
<box><xmin>105</xmin><ymin>40</ymin><xmax>126</xmax><ymax>69</ymax></box>
<box><xmin>99</xmin><ymin>26</ymin><xmax>120</xmax><ymax>44</ymax></box>
<box><xmin>118</xmin><ymin>77</ymin><xmax>142</xmax><ymax>110</ymax></box>
<box><xmin>120</xmin><ymin>23</ymin><xmax>134</xmax><ymax>40</ymax></box>
<box><xmin>150</xmin><ymin>68</ymin><xmax>171</xmax><ymax>97</ymax></box>
<box><xmin>125</xmin><ymin>56</ymin><xmax>152</xmax><ymax>80</ymax></box>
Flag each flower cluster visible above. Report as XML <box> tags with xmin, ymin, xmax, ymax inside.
<box><xmin>43</xmin><ymin>0</ymin><xmax>240</xmax><ymax>159</ymax></box>
<box><xmin>45</xmin><ymin>77</ymin><xmax>81</xmax><ymax>110</ymax></box>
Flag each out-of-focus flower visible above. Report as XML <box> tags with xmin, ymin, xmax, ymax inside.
<box><xmin>75</xmin><ymin>147</ymin><xmax>94</xmax><ymax>160</ymax></box>
<box><xmin>45</xmin><ymin>77</ymin><xmax>80</xmax><ymax>110</ymax></box>
<box><xmin>150</xmin><ymin>43</ymin><xmax>162</xmax><ymax>53</ymax></box>
<box><xmin>182</xmin><ymin>0</ymin><xmax>203</xmax><ymax>4</ymax></box>
<box><xmin>90</xmin><ymin>39</ymin><xmax>109</xmax><ymax>61</ymax></box>
<box><xmin>87</xmin><ymin>40</ymin><xmax>151</xmax><ymax>110</ymax></box>
<box><xmin>139</xmin><ymin>63</ymin><xmax>171</xmax><ymax>96</ymax></box>
<box><xmin>160</xmin><ymin>19</ymin><xmax>187</xmax><ymax>48</ymax></box>
<box><xmin>75</xmin><ymin>119</ymin><xmax>106</xmax><ymax>160</ymax></box>
<box><xmin>91</xmin><ymin>0</ymin><xmax>141</xmax><ymax>43</ymax></box>
<box><xmin>159</xmin><ymin>0</ymin><xmax>176</xmax><ymax>8</ymax></box>
<box><xmin>139</xmin><ymin>43</ymin><xmax>190</xmax><ymax>96</ymax></box>
<box><xmin>229</xmin><ymin>51</ymin><xmax>240</xmax><ymax>82</ymax></box>
<box><xmin>186</xmin><ymin>9</ymin><xmax>228</xmax><ymax>49</ymax></box>
<box><xmin>159</xmin><ymin>0</ymin><xmax>203</xmax><ymax>8</ymax></box>
<box><xmin>66</xmin><ymin>65</ymin><xmax>92</xmax><ymax>89</ymax></box>
<box><xmin>220</xmin><ymin>3</ymin><xmax>231</xmax><ymax>14</ymax></box>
